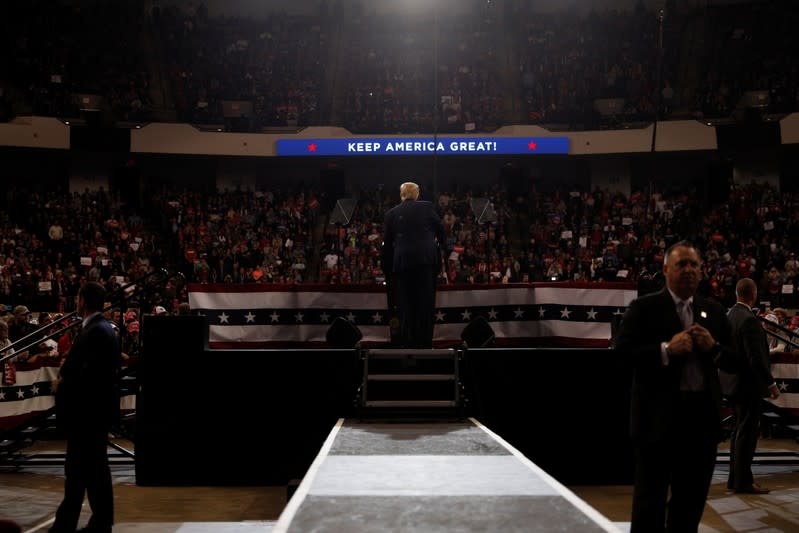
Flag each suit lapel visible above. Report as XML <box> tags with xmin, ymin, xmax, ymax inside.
<box><xmin>658</xmin><ymin>289</ymin><xmax>683</xmax><ymax>332</ymax></box>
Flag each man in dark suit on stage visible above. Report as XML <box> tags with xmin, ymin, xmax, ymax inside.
<box><xmin>616</xmin><ymin>241</ymin><xmax>738</xmax><ymax>533</ymax></box>
<box><xmin>382</xmin><ymin>181</ymin><xmax>445</xmax><ymax>348</ymax></box>
<box><xmin>726</xmin><ymin>277</ymin><xmax>780</xmax><ymax>494</ymax></box>
<box><xmin>50</xmin><ymin>282</ymin><xmax>122</xmax><ymax>533</ymax></box>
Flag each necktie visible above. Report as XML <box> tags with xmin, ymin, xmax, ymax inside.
<box><xmin>677</xmin><ymin>299</ymin><xmax>702</xmax><ymax>390</ymax></box>
<box><xmin>677</xmin><ymin>300</ymin><xmax>692</xmax><ymax>329</ymax></box>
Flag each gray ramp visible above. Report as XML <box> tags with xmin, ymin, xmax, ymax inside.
<box><xmin>274</xmin><ymin>418</ymin><xmax>620</xmax><ymax>532</ymax></box>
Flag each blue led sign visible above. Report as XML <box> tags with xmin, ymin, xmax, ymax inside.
<box><xmin>276</xmin><ymin>136</ymin><xmax>569</xmax><ymax>156</ymax></box>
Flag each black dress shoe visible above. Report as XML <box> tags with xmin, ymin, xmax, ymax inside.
<box><xmin>734</xmin><ymin>484</ymin><xmax>770</xmax><ymax>494</ymax></box>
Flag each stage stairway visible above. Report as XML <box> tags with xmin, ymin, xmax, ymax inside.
<box><xmin>722</xmin><ymin>397</ymin><xmax>799</xmax><ymax>445</ymax></box>
<box><xmin>357</xmin><ymin>347</ymin><xmax>466</xmax><ymax>420</ymax></box>
<box><xmin>760</xmin><ymin>406</ymin><xmax>799</xmax><ymax>444</ymax></box>
<box><xmin>0</xmin><ymin>408</ymin><xmax>58</xmax><ymax>465</ymax></box>
<box><xmin>716</xmin><ymin>400</ymin><xmax>799</xmax><ymax>466</ymax></box>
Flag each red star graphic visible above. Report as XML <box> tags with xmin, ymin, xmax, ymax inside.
<box><xmin>527</xmin><ymin>141</ymin><xmax>537</xmax><ymax>150</ymax></box>
<box><xmin>308</xmin><ymin>143</ymin><xmax>317</xmax><ymax>152</ymax></box>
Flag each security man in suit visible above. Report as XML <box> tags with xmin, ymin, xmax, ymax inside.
<box><xmin>50</xmin><ymin>281</ymin><xmax>122</xmax><ymax>533</ymax></box>
<box><xmin>616</xmin><ymin>241</ymin><xmax>738</xmax><ymax>533</ymax></box>
<box><xmin>382</xmin><ymin>182</ymin><xmax>445</xmax><ymax>348</ymax></box>
<box><xmin>726</xmin><ymin>277</ymin><xmax>780</xmax><ymax>494</ymax></box>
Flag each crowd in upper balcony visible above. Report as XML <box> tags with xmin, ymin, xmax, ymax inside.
<box><xmin>156</xmin><ymin>3</ymin><xmax>326</xmax><ymax>128</ymax></box>
<box><xmin>1</xmin><ymin>0</ymin><xmax>151</xmax><ymax>122</ymax></box>
<box><xmin>339</xmin><ymin>1</ymin><xmax>505</xmax><ymax>133</ymax></box>
<box><xmin>696</xmin><ymin>0</ymin><xmax>799</xmax><ymax>119</ymax></box>
<box><xmin>2</xmin><ymin>1</ymin><xmax>796</xmax><ymax>131</ymax></box>
<box><xmin>518</xmin><ymin>3</ymin><xmax>664</xmax><ymax>128</ymax></box>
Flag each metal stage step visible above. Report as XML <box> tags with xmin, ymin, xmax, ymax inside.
<box><xmin>367</xmin><ymin>374</ymin><xmax>456</xmax><ymax>381</ymax></box>
<box><xmin>365</xmin><ymin>348</ymin><xmax>458</xmax><ymax>359</ymax></box>
<box><xmin>0</xmin><ymin>448</ymin><xmax>135</xmax><ymax>468</ymax></box>
<box><xmin>716</xmin><ymin>449</ymin><xmax>799</xmax><ymax>466</ymax></box>
<box><xmin>358</xmin><ymin>347</ymin><xmax>465</xmax><ymax>420</ymax></box>
<box><xmin>364</xmin><ymin>400</ymin><xmax>459</xmax><ymax>408</ymax></box>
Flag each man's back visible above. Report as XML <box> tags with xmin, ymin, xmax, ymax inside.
<box><xmin>383</xmin><ymin>200</ymin><xmax>444</xmax><ymax>272</ymax></box>
<box><xmin>727</xmin><ymin>303</ymin><xmax>771</xmax><ymax>398</ymax></box>
<box><xmin>58</xmin><ymin>315</ymin><xmax>121</xmax><ymax>431</ymax></box>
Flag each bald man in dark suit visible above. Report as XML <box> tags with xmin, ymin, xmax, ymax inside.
<box><xmin>382</xmin><ymin>181</ymin><xmax>445</xmax><ymax>348</ymax></box>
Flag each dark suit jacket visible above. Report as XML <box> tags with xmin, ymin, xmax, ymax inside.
<box><xmin>56</xmin><ymin>313</ymin><xmax>122</xmax><ymax>432</ymax></box>
<box><xmin>382</xmin><ymin>199</ymin><xmax>445</xmax><ymax>274</ymax></box>
<box><xmin>727</xmin><ymin>302</ymin><xmax>775</xmax><ymax>399</ymax></box>
<box><xmin>615</xmin><ymin>288</ymin><xmax>737</xmax><ymax>442</ymax></box>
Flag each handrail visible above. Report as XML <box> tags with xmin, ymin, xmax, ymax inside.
<box><xmin>0</xmin><ymin>268</ymin><xmax>180</xmax><ymax>365</ymax></box>
<box><xmin>757</xmin><ymin>314</ymin><xmax>799</xmax><ymax>351</ymax></box>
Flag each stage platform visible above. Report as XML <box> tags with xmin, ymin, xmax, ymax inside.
<box><xmin>273</xmin><ymin>418</ymin><xmax>620</xmax><ymax>532</ymax></box>
<box><xmin>134</xmin><ymin>321</ymin><xmax>636</xmax><ymax>487</ymax></box>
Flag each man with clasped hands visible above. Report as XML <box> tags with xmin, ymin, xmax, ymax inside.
<box><xmin>616</xmin><ymin>241</ymin><xmax>739</xmax><ymax>533</ymax></box>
